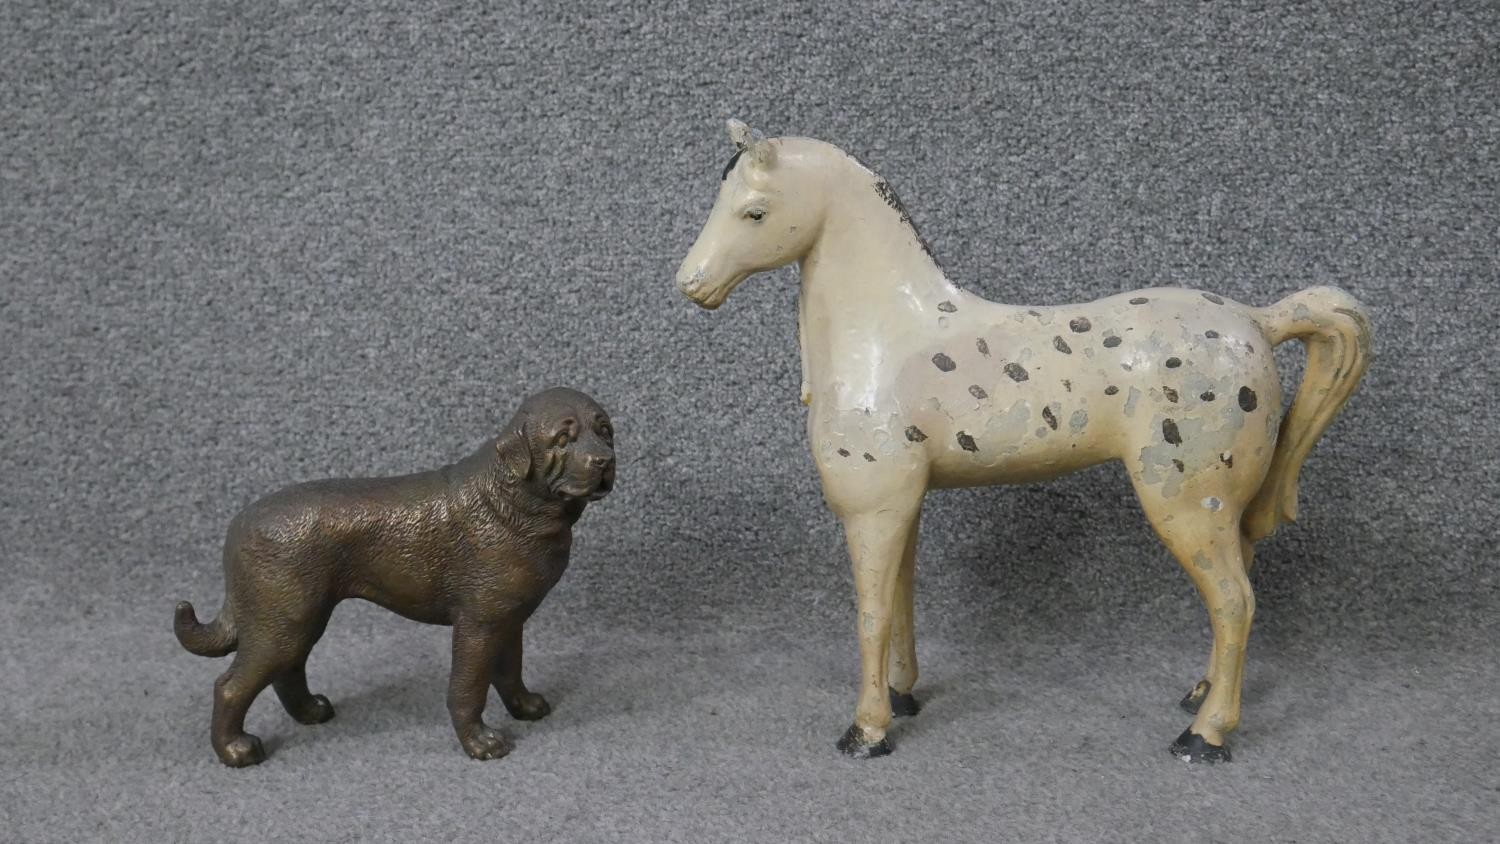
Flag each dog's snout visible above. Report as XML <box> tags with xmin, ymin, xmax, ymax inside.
<box><xmin>587</xmin><ymin>453</ymin><xmax>614</xmax><ymax>470</ymax></box>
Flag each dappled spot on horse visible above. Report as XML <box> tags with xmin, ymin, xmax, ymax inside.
<box><xmin>1163</xmin><ymin>386</ymin><xmax>1179</xmax><ymax>403</ymax></box>
<box><xmin>905</xmin><ymin>426</ymin><xmax>927</xmax><ymax>443</ymax></box>
<box><xmin>1201</xmin><ymin>391</ymin><xmax>1216</xmax><ymax>402</ymax></box>
<box><xmin>863</xmin><ymin>453</ymin><xmax>877</xmax><ymax>462</ymax></box>
<box><xmin>837</xmin><ymin>448</ymin><xmax>850</xmax><ymax>457</ymax></box>
<box><xmin>1041</xmin><ymin>406</ymin><xmax>1059</xmax><ymax>430</ymax></box>
<box><xmin>1163</xmin><ymin>418</ymin><xmax>1183</xmax><ymax>445</ymax></box>
<box><xmin>1203</xmin><ymin>292</ymin><xmax>1225</xmax><ymax>305</ymax></box>
<box><xmin>975</xmin><ymin>338</ymin><xmax>990</xmax><ymax>356</ymax></box>
<box><xmin>1205</xmin><ymin>330</ymin><xmax>1221</xmax><ymax>339</ymax></box>
<box><xmin>1239</xmin><ymin>386</ymin><xmax>1259</xmax><ymax>412</ymax></box>
<box><xmin>1053</xmin><ymin>336</ymin><xmax>1072</xmax><ymax>354</ymax></box>
<box><xmin>1130</xmin><ymin>297</ymin><xmax>1149</xmax><ymax>305</ymax></box>
<box><xmin>1105</xmin><ymin>385</ymin><xmax>1119</xmax><ymax>395</ymax></box>
<box><xmin>932</xmin><ymin>353</ymin><xmax>956</xmax><ymax>372</ymax></box>
<box><xmin>937</xmin><ymin>301</ymin><xmax>957</xmax><ymax>313</ymax></box>
<box><xmin>1004</xmin><ymin>363</ymin><xmax>1029</xmax><ymax>382</ymax></box>
<box><xmin>1165</xmin><ymin>357</ymin><xmax>1182</xmax><ymax>369</ymax></box>
<box><xmin>969</xmin><ymin>385</ymin><xmax>988</xmax><ymax>400</ymax></box>
<box><xmin>956</xmin><ymin>431</ymin><xmax>979</xmax><ymax>452</ymax></box>
<box><xmin>1069</xmin><ymin>317</ymin><xmax>1092</xmax><ymax>333</ymax></box>
<box><xmin>1220</xmin><ymin>452</ymin><xmax>1234</xmax><ymax>468</ymax></box>
<box><xmin>1173</xmin><ymin>459</ymin><xmax>1186</xmax><ymax>473</ymax></box>
<box><xmin>1103</xmin><ymin>335</ymin><xmax>1122</xmax><ymax>348</ymax></box>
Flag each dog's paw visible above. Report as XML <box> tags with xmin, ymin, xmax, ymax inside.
<box><xmin>290</xmin><ymin>694</ymin><xmax>336</xmax><ymax>725</ymax></box>
<box><xmin>216</xmin><ymin>734</ymin><xmax>267</xmax><ymax>768</ymax></box>
<box><xmin>505</xmin><ymin>691</ymin><xmax>552</xmax><ymax>721</ymax></box>
<box><xmin>459</xmin><ymin>727</ymin><xmax>513</xmax><ymax>761</ymax></box>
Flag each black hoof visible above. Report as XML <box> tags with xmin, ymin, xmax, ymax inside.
<box><xmin>836</xmin><ymin>724</ymin><xmax>893</xmax><ymax>759</ymax></box>
<box><xmin>1170</xmin><ymin>729</ymin><xmax>1231</xmax><ymax>764</ymax></box>
<box><xmin>1180</xmin><ymin>680</ymin><xmax>1211</xmax><ymax>715</ymax></box>
<box><xmin>889</xmin><ymin>688</ymin><xmax>921</xmax><ymax>718</ymax></box>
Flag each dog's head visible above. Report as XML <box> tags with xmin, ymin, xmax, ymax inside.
<box><xmin>496</xmin><ymin>387</ymin><xmax>615</xmax><ymax>502</ymax></box>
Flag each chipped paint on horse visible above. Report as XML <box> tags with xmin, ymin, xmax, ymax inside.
<box><xmin>677</xmin><ymin>119</ymin><xmax>1373</xmax><ymax>763</ymax></box>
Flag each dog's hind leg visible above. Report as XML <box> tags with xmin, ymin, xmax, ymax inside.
<box><xmin>211</xmin><ymin>649</ymin><xmax>280</xmax><ymax>767</ymax></box>
<box><xmin>271</xmin><ymin>608</ymin><xmax>335</xmax><ymax>725</ymax></box>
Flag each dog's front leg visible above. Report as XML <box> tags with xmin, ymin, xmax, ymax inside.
<box><xmin>493</xmin><ymin>628</ymin><xmax>551</xmax><ymax>721</ymax></box>
<box><xmin>448</xmin><ymin>617</ymin><xmax>512</xmax><ymax>760</ymax></box>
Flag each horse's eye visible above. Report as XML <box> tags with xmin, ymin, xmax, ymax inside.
<box><xmin>745</xmin><ymin>208</ymin><xmax>766</xmax><ymax>222</ymax></box>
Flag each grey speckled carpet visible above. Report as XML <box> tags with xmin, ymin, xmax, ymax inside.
<box><xmin>2</xmin><ymin>1</ymin><xmax>1497</xmax><ymax>841</ymax></box>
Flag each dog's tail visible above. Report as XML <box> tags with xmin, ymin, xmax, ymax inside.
<box><xmin>1243</xmin><ymin>285</ymin><xmax>1373</xmax><ymax>542</ymax></box>
<box><xmin>174</xmin><ymin>600</ymin><xmax>237</xmax><ymax>657</ymax></box>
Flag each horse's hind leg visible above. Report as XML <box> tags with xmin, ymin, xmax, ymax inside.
<box><xmin>888</xmin><ymin>510</ymin><xmax>921</xmax><ymax>717</ymax></box>
<box><xmin>1180</xmin><ymin>532</ymin><xmax>1256</xmax><ymax>715</ymax></box>
<box><xmin>1133</xmin><ymin>482</ymin><xmax>1255</xmax><ymax>763</ymax></box>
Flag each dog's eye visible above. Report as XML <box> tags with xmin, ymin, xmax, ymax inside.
<box><xmin>744</xmin><ymin>208</ymin><xmax>765</xmax><ymax>222</ymax></box>
<box><xmin>598</xmin><ymin>423</ymin><xmax>613</xmax><ymax>440</ymax></box>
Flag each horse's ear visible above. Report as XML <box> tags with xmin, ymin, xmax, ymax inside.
<box><xmin>726</xmin><ymin>118</ymin><xmax>753</xmax><ymax>150</ymax></box>
<box><xmin>746</xmin><ymin>136</ymin><xmax>776</xmax><ymax>169</ymax></box>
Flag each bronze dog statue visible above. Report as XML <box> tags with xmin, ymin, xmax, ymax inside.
<box><xmin>174</xmin><ymin>387</ymin><xmax>615</xmax><ymax>766</ymax></box>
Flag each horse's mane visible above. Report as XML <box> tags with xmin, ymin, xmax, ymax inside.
<box><xmin>847</xmin><ymin>151</ymin><xmax>942</xmax><ymax>266</ymax></box>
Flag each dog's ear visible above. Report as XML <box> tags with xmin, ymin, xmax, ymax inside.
<box><xmin>495</xmin><ymin>424</ymin><xmax>532</xmax><ymax>484</ymax></box>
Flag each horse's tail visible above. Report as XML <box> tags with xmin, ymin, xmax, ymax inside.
<box><xmin>1242</xmin><ymin>286</ymin><xmax>1373</xmax><ymax>542</ymax></box>
<box><xmin>174</xmin><ymin>599</ymin><xmax>237</xmax><ymax>657</ymax></box>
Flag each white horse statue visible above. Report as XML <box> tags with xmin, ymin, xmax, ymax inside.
<box><xmin>676</xmin><ymin>119</ymin><xmax>1372</xmax><ymax>763</ymax></box>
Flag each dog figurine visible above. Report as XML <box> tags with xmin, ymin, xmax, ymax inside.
<box><xmin>174</xmin><ymin>387</ymin><xmax>616</xmax><ymax>766</ymax></box>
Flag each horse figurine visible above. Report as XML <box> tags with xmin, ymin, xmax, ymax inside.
<box><xmin>676</xmin><ymin>119</ymin><xmax>1372</xmax><ymax>763</ymax></box>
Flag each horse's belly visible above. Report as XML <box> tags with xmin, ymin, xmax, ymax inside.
<box><xmin>928</xmin><ymin>435</ymin><xmax>1112</xmax><ymax>488</ymax></box>
<box><xmin>923</xmin><ymin>398</ymin><xmax>1119</xmax><ymax>489</ymax></box>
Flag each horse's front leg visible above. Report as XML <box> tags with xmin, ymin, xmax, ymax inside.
<box><xmin>888</xmin><ymin>510</ymin><xmax>921</xmax><ymax>717</ymax></box>
<box><xmin>834</xmin><ymin>499</ymin><xmax>923</xmax><ymax>758</ymax></box>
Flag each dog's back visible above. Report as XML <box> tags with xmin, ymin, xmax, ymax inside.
<box><xmin>224</xmin><ymin>468</ymin><xmax>467</xmax><ymax>625</ymax></box>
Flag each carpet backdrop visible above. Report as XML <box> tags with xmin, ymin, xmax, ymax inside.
<box><xmin>2</xmin><ymin>1</ymin><xmax>1496</xmax><ymax>841</ymax></box>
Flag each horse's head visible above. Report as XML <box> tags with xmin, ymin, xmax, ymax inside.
<box><xmin>676</xmin><ymin>120</ymin><xmax>828</xmax><ymax>309</ymax></box>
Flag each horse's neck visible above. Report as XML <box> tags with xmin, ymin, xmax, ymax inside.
<box><xmin>799</xmin><ymin>205</ymin><xmax>957</xmax><ymax>324</ymax></box>
<box><xmin>796</xmin><ymin>184</ymin><xmax>962</xmax><ymax>397</ymax></box>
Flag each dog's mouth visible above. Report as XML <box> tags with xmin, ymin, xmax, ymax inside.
<box><xmin>543</xmin><ymin>447</ymin><xmax>615</xmax><ymax>503</ymax></box>
<box><xmin>555</xmin><ymin>481</ymin><xmax>611</xmax><ymax>502</ymax></box>
<box><xmin>551</xmin><ymin>467</ymin><xmax>614</xmax><ymax>502</ymax></box>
